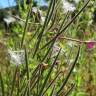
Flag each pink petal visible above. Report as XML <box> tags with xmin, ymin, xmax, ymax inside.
<box><xmin>87</xmin><ymin>41</ymin><xmax>95</xmax><ymax>49</ymax></box>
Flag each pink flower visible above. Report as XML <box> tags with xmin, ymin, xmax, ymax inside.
<box><xmin>87</xmin><ymin>41</ymin><xmax>95</xmax><ymax>49</ymax></box>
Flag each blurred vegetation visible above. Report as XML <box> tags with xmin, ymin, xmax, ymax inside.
<box><xmin>0</xmin><ymin>0</ymin><xmax>96</xmax><ymax>96</ymax></box>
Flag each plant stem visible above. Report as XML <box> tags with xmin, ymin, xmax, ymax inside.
<box><xmin>57</xmin><ymin>36</ymin><xmax>96</xmax><ymax>44</ymax></box>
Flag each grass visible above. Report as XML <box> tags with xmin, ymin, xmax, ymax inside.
<box><xmin>0</xmin><ymin>0</ymin><xmax>96</xmax><ymax>96</ymax></box>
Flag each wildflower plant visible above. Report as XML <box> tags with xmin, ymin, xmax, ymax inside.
<box><xmin>0</xmin><ymin>0</ymin><xmax>96</xmax><ymax>96</ymax></box>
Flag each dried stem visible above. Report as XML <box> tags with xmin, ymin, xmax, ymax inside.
<box><xmin>51</xmin><ymin>36</ymin><xmax>96</xmax><ymax>44</ymax></box>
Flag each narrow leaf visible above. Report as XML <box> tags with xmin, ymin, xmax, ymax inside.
<box><xmin>56</xmin><ymin>46</ymin><xmax>80</xmax><ymax>95</ymax></box>
<box><xmin>40</xmin><ymin>0</ymin><xmax>90</xmax><ymax>50</ymax></box>
<box><xmin>38</xmin><ymin>49</ymin><xmax>61</xmax><ymax>96</ymax></box>
<box><xmin>0</xmin><ymin>72</ymin><xmax>5</xmax><ymax>96</ymax></box>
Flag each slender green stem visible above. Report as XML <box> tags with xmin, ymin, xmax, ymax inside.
<box><xmin>0</xmin><ymin>72</ymin><xmax>5</xmax><ymax>96</ymax></box>
<box><xmin>64</xmin><ymin>84</ymin><xmax>75</xmax><ymax>96</ymax></box>
<box><xmin>33</xmin><ymin>0</ymin><xmax>56</xmax><ymax>57</ymax></box>
<box><xmin>56</xmin><ymin>46</ymin><xmax>80</xmax><ymax>95</ymax></box>
<box><xmin>25</xmin><ymin>47</ymin><xmax>30</xmax><ymax>96</ymax></box>
<box><xmin>10</xmin><ymin>67</ymin><xmax>18</xmax><ymax>96</ymax></box>
<box><xmin>21</xmin><ymin>3</ymin><xmax>33</xmax><ymax>47</ymax></box>
<box><xmin>38</xmin><ymin>49</ymin><xmax>61</xmax><ymax>96</ymax></box>
<box><xmin>40</xmin><ymin>0</ymin><xmax>90</xmax><ymax>50</ymax></box>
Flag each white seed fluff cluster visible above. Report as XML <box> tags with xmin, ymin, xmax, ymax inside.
<box><xmin>62</xmin><ymin>0</ymin><xmax>76</xmax><ymax>13</ymax></box>
<box><xmin>52</xmin><ymin>43</ymin><xmax>60</xmax><ymax>56</ymax></box>
<box><xmin>52</xmin><ymin>42</ymin><xmax>66</xmax><ymax>57</ymax></box>
<box><xmin>8</xmin><ymin>50</ymin><xmax>25</xmax><ymax>66</ymax></box>
<box><xmin>74</xmin><ymin>0</ymin><xmax>80</xmax><ymax>4</ymax></box>
<box><xmin>3</xmin><ymin>16</ymin><xmax>16</xmax><ymax>25</ymax></box>
<box><xmin>41</xmin><ymin>16</ymin><xmax>45</xmax><ymax>25</ymax></box>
